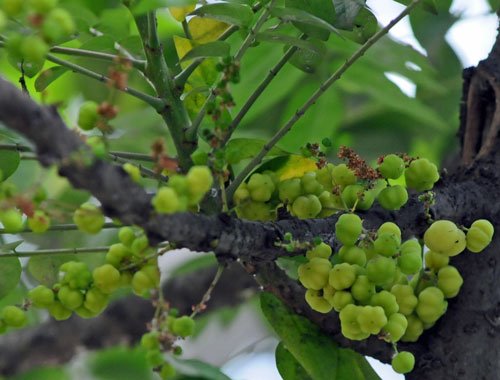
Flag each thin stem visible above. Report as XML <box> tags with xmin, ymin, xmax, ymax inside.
<box><xmin>190</xmin><ymin>264</ymin><xmax>225</xmax><ymax>318</ymax></box>
<box><xmin>221</xmin><ymin>40</ymin><xmax>301</xmax><ymax>145</ymax></box>
<box><xmin>0</xmin><ymin>222</ymin><xmax>118</xmax><ymax>234</ymax></box>
<box><xmin>0</xmin><ymin>246</ymin><xmax>111</xmax><ymax>258</ymax></box>
<box><xmin>182</xmin><ymin>19</ymin><xmax>193</xmax><ymax>39</ymax></box>
<box><xmin>186</xmin><ymin>0</ymin><xmax>276</xmax><ymax>141</ymax></box>
<box><xmin>109</xmin><ymin>154</ymin><xmax>168</xmax><ymax>182</ymax></box>
<box><xmin>46</xmin><ymin>54</ymin><xmax>165</xmax><ymax>109</ymax></box>
<box><xmin>227</xmin><ymin>0</ymin><xmax>423</xmax><ymax>200</ymax></box>
<box><xmin>49</xmin><ymin>46</ymin><xmax>147</xmax><ymax>71</ymax></box>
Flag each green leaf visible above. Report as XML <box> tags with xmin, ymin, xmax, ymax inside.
<box><xmin>0</xmin><ymin>240</ymin><xmax>23</xmax><ymax>252</ymax></box>
<box><xmin>224</xmin><ymin>138</ymin><xmax>287</xmax><ymax>165</ymax></box>
<box><xmin>260</xmin><ymin>292</ymin><xmax>340</xmax><ymax>380</ymax></box>
<box><xmin>181</xmin><ymin>41</ymin><xmax>231</xmax><ymax>62</ymax></box>
<box><xmin>35</xmin><ymin>66</ymin><xmax>69</xmax><ymax>92</ymax></box>
<box><xmin>276</xmin><ymin>342</ymin><xmax>313</xmax><ymax>380</ymax></box>
<box><xmin>488</xmin><ymin>0</ymin><xmax>500</xmax><ymax>11</ymax></box>
<box><xmin>271</xmin><ymin>7</ymin><xmax>340</xmax><ymax>36</ymax></box>
<box><xmin>131</xmin><ymin>0</ymin><xmax>197</xmax><ymax>15</ymax></box>
<box><xmin>0</xmin><ymin>256</ymin><xmax>22</xmax><ymax>300</ymax></box>
<box><xmin>256</xmin><ymin>32</ymin><xmax>326</xmax><ymax>55</ymax></box>
<box><xmin>166</xmin><ymin>357</ymin><xmax>231</xmax><ymax>380</ymax></box>
<box><xmin>339</xmin><ymin>7</ymin><xmax>378</xmax><ymax>44</ymax></box>
<box><xmin>393</xmin><ymin>0</ymin><xmax>439</xmax><ymax>13</ymax></box>
<box><xmin>276</xmin><ymin>256</ymin><xmax>308</xmax><ymax>280</ymax></box>
<box><xmin>96</xmin><ymin>6</ymin><xmax>132</xmax><ymax>40</ymax></box>
<box><xmin>11</xmin><ymin>367</ymin><xmax>70</xmax><ymax>380</ymax></box>
<box><xmin>171</xmin><ymin>255</ymin><xmax>217</xmax><ymax>277</ymax></box>
<box><xmin>28</xmin><ymin>254</ymin><xmax>74</xmax><ymax>287</ymax></box>
<box><xmin>285</xmin><ymin>0</ymin><xmax>336</xmax><ymax>40</ymax></box>
<box><xmin>190</xmin><ymin>3</ymin><xmax>254</xmax><ymax>27</ymax></box>
<box><xmin>89</xmin><ymin>347</ymin><xmax>154</xmax><ymax>380</ymax></box>
<box><xmin>337</xmin><ymin>349</ymin><xmax>382</xmax><ymax>380</ymax></box>
<box><xmin>0</xmin><ymin>150</ymin><xmax>20</xmax><ymax>180</ymax></box>
<box><xmin>333</xmin><ymin>0</ymin><xmax>365</xmax><ymax>29</ymax></box>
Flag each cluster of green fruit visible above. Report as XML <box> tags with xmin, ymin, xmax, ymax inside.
<box><xmin>140</xmin><ymin>315</ymin><xmax>195</xmax><ymax>379</ymax></box>
<box><xmin>152</xmin><ymin>166</ymin><xmax>213</xmax><ymax>214</ymax></box>
<box><xmin>297</xmin><ymin>216</ymin><xmax>494</xmax><ymax>374</ymax></box>
<box><xmin>233</xmin><ymin>155</ymin><xmax>439</xmax><ymax>221</ymax></box>
<box><xmin>2</xmin><ymin>0</ymin><xmax>75</xmax><ymax>73</ymax></box>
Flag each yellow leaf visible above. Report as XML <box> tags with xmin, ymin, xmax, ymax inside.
<box><xmin>275</xmin><ymin>155</ymin><xmax>318</xmax><ymax>181</ymax></box>
<box><xmin>169</xmin><ymin>5</ymin><xmax>196</xmax><ymax>22</ymax></box>
<box><xmin>188</xmin><ymin>17</ymin><xmax>229</xmax><ymax>43</ymax></box>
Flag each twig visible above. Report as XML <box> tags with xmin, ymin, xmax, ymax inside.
<box><xmin>0</xmin><ymin>246</ymin><xmax>111</xmax><ymax>258</ymax></box>
<box><xmin>190</xmin><ymin>264</ymin><xmax>225</xmax><ymax>318</ymax></box>
<box><xmin>226</xmin><ymin>0</ymin><xmax>424</xmax><ymax>200</ymax></box>
<box><xmin>0</xmin><ymin>222</ymin><xmax>118</xmax><ymax>234</ymax></box>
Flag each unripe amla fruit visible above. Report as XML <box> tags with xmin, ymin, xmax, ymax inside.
<box><xmin>27</xmin><ymin>210</ymin><xmax>50</xmax><ymax>233</ymax></box>
<box><xmin>373</xmin><ymin>232</ymin><xmax>400</xmax><ymax>257</ymax></box>
<box><xmin>424</xmin><ymin>220</ymin><xmax>466</xmax><ymax>256</ymax></box>
<box><xmin>1</xmin><ymin>0</ymin><xmax>24</xmax><ymax>16</ymax></box>
<box><xmin>20</xmin><ymin>35</ymin><xmax>49</xmax><ymax>64</ymax></box>
<box><xmin>335</xmin><ymin>213</ymin><xmax>362</xmax><ymax>246</ymax></box>
<box><xmin>305</xmin><ymin>289</ymin><xmax>332</xmax><ymax>313</ymax></box>
<box><xmin>152</xmin><ymin>187</ymin><xmax>181</xmax><ymax>214</ymax></box>
<box><xmin>29</xmin><ymin>0</ymin><xmax>58</xmax><ymax>13</ymax></box>
<box><xmin>404</xmin><ymin>158</ymin><xmax>439</xmax><ymax>191</ymax></box>
<box><xmin>329</xmin><ymin>263</ymin><xmax>356</xmax><ymax>290</ymax></box>
<box><xmin>1</xmin><ymin>305</ymin><xmax>26</xmax><ymax>327</ymax></box>
<box><xmin>415</xmin><ymin>286</ymin><xmax>447</xmax><ymax>324</ymax></box>
<box><xmin>391</xmin><ymin>351</ymin><xmax>415</xmax><ymax>374</ymax></box>
<box><xmin>0</xmin><ymin>208</ymin><xmax>24</xmax><ymax>232</ymax></box>
<box><xmin>186</xmin><ymin>165</ymin><xmax>214</xmax><ymax>204</ymax></box>
<box><xmin>339</xmin><ymin>304</ymin><xmax>370</xmax><ymax>341</ymax></box>
<box><xmin>42</xmin><ymin>8</ymin><xmax>76</xmax><ymax>43</ymax></box>
<box><xmin>378</xmin><ymin>154</ymin><xmax>405</xmax><ymax>179</ymax></box>
<box><xmin>437</xmin><ymin>265</ymin><xmax>463</xmax><ymax>298</ymax></box>
<box><xmin>382</xmin><ymin>313</ymin><xmax>407</xmax><ymax>342</ymax></box>
<box><xmin>77</xmin><ymin>101</ymin><xmax>99</xmax><ymax>131</ymax></box>
<box><xmin>278</xmin><ymin>178</ymin><xmax>302</xmax><ymax>203</ymax></box>
<box><xmin>390</xmin><ymin>284</ymin><xmax>418</xmax><ymax>315</ymax></box>
<box><xmin>357</xmin><ymin>305</ymin><xmax>387</xmax><ymax>334</ymax></box>
<box><xmin>298</xmin><ymin>258</ymin><xmax>331</xmax><ymax>290</ymax></box>
<box><xmin>341</xmin><ymin>185</ymin><xmax>374</xmax><ymax>211</ymax></box>
<box><xmin>28</xmin><ymin>285</ymin><xmax>55</xmax><ymax>308</ymax></box>
<box><xmin>73</xmin><ymin>203</ymin><xmax>105</xmax><ymax>234</ymax></box>
<box><xmin>377</xmin><ymin>185</ymin><xmax>408</xmax><ymax>210</ymax></box>
<box><xmin>331</xmin><ymin>164</ymin><xmax>356</xmax><ymax>187</ymax></box>
<box><xmin>466</xmin><ymin>219</ymin><xmax>494</xmax><ymax>253</ymax></box>
<box><xmin>171</xmin><ymin>316</ymin><xmax>195</xmax><ymax>338</ymax></box>
<box><xmin>93</xmin><ymin>264</ymin><xmax>121</xmax><ymax>294</ymax></box>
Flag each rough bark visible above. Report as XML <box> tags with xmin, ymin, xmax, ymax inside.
<box><xmin>0</xmin><ymin>24</ymin><xmax>498</xmax><ymax>380</ymax></box>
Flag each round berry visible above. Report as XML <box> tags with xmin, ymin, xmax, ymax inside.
<box><xmin>425</xmin><ymin>250</ymin><xmax>449</xmax><ymax>271</ymax></box>
<box><xmin>374</xmin><ymin>232</ymin><xmax>400</xmax><ymax>257</ymax></box>
<box><xmin>27</xmin><ymin>210</ymin><xmax>50</xmax><ymax>233</ymax></box>
<box><xmin>391</xmin><ymin>351</ymin><xmax>415</xmax><ymax>374</ymax></box>
<box><xmin>73</xmin><ymin>203</ymin><xmax>105</xmax><ymax>234</ymax></box>
<box><xmin>0</xmin><ymin>208</ymin><xmax>24</xmax><ymax>232</ymax></box>
<box><xmin>57</xmin><ymin>285</ymin><xmax>84</xmax><ymax>310</ymax></box>
<box><xmin>357</xmin><ymin>305</ymin><xmax>387</xmax><ymax>334</ymax></box>
<box><xmin>172</xmin><ymin>316</ymin><xmax>195</xmax><ymax>338</ymax></box>
<box><xmin>335</xmin><ymin>213</ymin><xmax>362</xmax><ymax>246</ymax></box>
<box><xmin>1</xmin><ymin>305</ymin><xmax>26</xmax><ymax>327</ymax></box>
<box><xmin>329</xmin><ymin>263</ymin><xmax>356</xmax><ymax>290</ymax></box>
<box><xmin>118</xmin><ymin>227</ymin><xmax>135</xmax><ymax>247</ymax></box>
<box><xmin>437</xmin><ymin>266</ymin><xmax>463</xmax><ymax>298</ymax></box>
<box><xmin>278</xmin><ymin>178</ymin><xmax>302</xmax><ymax>203</ymax></box>
<box><xmin>28</xmin><ymin>285</ymin><xmax>55</xmax><ymax>308</ymax></box>
<box><xmin>48</xmin><ymin>300</ymin><xmax>72</xmax><ymax>320</ymax></box>
<box><xmin>378</xmin><ymin>154</ymin><xmax>405</xmax><ymax>179</ymax></box>
<box><xmin>382</xmin><ymin>313</ymin><xmax>407</xmax><ymax>342</ymax></box>
<box><xmin>401</xmin><ymin>314</ymin><xmax>424</xmax><ymax>342</ymax></box>
<box><xmin>424</xmin><ymin>220</ymin><xmax>462</xmax><ymax>255</ymax></box>
<box><xmin>298</xmin><ymin>258</ymin><xmax>331</xmax><ymax>290</ymax></box>
<box><xmin>152</xmin><ymin>187</ymin><xmax>181</xmax><ymax>214</ymax></box>
<box><xmin>42</xmin><ymin>8</ymin><xmax>76</xmax><ymax>43</ymax></box>
<box><xmin>186</xmin><ymin>166</ymin><xmax>214</xmax><ymax>202</ymax></box>
<box><xmin>466</xmin><ymin>219</ymin><xmax>494</xmax><ymax>253</ymax></box>
<box><xmin>20</xmin><ymin>35</ymin><xmax>49</xmax><ymax>64</ymax></box>
<box><xmin>366</xmin><ymin>256</ymin><xmax>396</xmax><ymax>286</ymax></box>
<box><xmin>305</xmin><ymin>289</ymin><xmax>333</xmax><ymax>313</ymax></box>
<box><xmin>405</xmin><ymin>158</ymin><xmax>439</xmax><ymax>191</ymax></box>
<box><xmin>331</xmin><ymin>164</ymin><xmax>356</xmax><ymax>187</ymax></box>
<box><xmin>416</xmin><ymin>286</ymin><xmax>447</xmax><ymax>324</ymax></box>
<box><xmin>341</xmin><ymin>184</ymin><xmax>374</xmax><ymax>211</ymax></box>
<box><xmin>291</xmin><ymin>195</ymin><xmax>322</xmax><ymax>219</ymax></box>
<box><xmin>306</xmin><ymin>242</ymin><xmax>332</xmax><ymax>260</ymax></box>
<box><xmin>93</xmin><ymin>264</ymin><xmax>121</xmax><ymax>294</ymax></box>
<box><xmin>377</xmin><ymin>185</ymin><xmax>408</xmax><ymax>210</ymax></box>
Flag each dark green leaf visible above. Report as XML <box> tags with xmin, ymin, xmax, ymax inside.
<box><xmin>96</xmin><ymin>6</ymin><xmax>132</xmax><ymax>40</ymax></box>
<box><xmin>35</xmin><ymin>66</ymin><xmax>69</xmax><ymax>92</ymax></box>
<box><xmin>488</xmin><ymin>0</ymin><xmax>500</xmax><ymax>11</ymax></box>
<box><xmin>256</xmin><ymin>32</ymin><xmax>326</xmax><ymax>55</ymax></box>
<box><xmin>28</xmin><ymin>254</ymin><xmax>74</xmax><ymax>287</ymax></box>
<box><xmin>285</xmin><ymin>0</ymin><xmax>336</xmax><ymax>40</ymax></box>
<box><xmin>289</xmin><ymin>44</ymin><xmax>325</xmax><ymax>73</ymax></box>
<box><xmin>181</xmin><ymin>41</ymin><xmax>231</xmax><ymax>62</ymax></box>
<box><xmin>276</xmin><ymin>342</ymin><xmax>313</xmax><ymax>380</ymax></box>
<box><xmin>166</xmin><ymin>357</ymin><xmax>231</xmax><ymax>380</ymax></box>
<box><xmin>131</xmin><ymin>0</ymin><xmax>197</xmax><ymax>15</ymax></box>
<box><xmin>11</xmin><ymin>367</ymin><xmax>70</xmax><ymax>380</ymax></box>
<box><xmin>260</xmin><ymin>292</ymin><xmax>340</xmax><ymax>380</ymax></box>
<box><xmin>0</xmin><ymin>149</ymin><xmax>20</xmax><ymax>180</ymax></box>
<box><xmin>225</xmin><ymin>138</ymin><xmax>287</xmax><ymax>164</ymax></box>
<box><xmin>190</xmin><ymin>3</ymin><xmax>254</xmax><ymax>27</ymax></box>
<box><xmin>0</xmin><ymin>256</ymin><xmax>22</xmax><ymax>300</ymax></box>
<box><xmin>333</xmin><ymin>0</ymin><xmax>365</xmax><ymax>29</ymax></box>
<box><xmin>90</xmin><ymin>347</ymin><xmax>154</xmax><ymax>380</ymax></box>
<box><xmin>79</xmin><ymin>36</ymin><xmax>116</xmax><ymax>53</ymax></box>
<box><xmin>339</xmin><ymin>7</ymin><xmax>378</xmax><ymax>44</ymax></box>
<box><xmin>271</xmin><ymin>7</ymin><xmax>340</xmax><ymax>36</ymax></box>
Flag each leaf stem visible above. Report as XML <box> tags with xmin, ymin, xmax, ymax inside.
<box><xmin>226</xmin><ymin>0</ymin><xmax>423</xmax><ymax>200</ymax></box>
<box><xmin>190</xmin><ymin>264</ymin><xmax>225</xmax><ymax>318</ymax></box>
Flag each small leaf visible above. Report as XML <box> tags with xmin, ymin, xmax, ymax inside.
<box><xmin>28</xmin><ymin>255</ymin><xmax>74</xmax><ymax>287</ymax></box>
<box><xmin>35</xmin><ymin>66</ymin><xmax>68</xmax><ymax>92</ymax></box>
<box><xmin>90</xmin><ymin>347</ymin><xmax>154</xmax><ymax>380</ymax></box>
<box><xmin>271</xmin><ymin>7</ymin><xmax>340</xmax><ymax>36</ymax></box>
<box><xmin>189</xmin><ymin>17</ymin><xmax>230</xmax><ymax>43</ymax></box>
<box><xmin>170</xmin><ymin>5</ymin><xmax>196</xmax><ymax>21</ymax></box>
<box><xmin>0</xmin><ymin>150</ymin><xmax>20</xmax><ymax>180</ymax></box>
<box><xmin>190</xmin><ymin>3</ymin><xmax>254</xmax><ymax>27</ymax></box>
<box><xmin>256</xmin><ymin>154</ymin><xmax>317</xmax><ymax>180</ymax></box>
<box><xmin>276</xmin><ymin>342</ymin><xmax>313</xmax><ymax>380</ymax></box>
<box><xmin>225</xmin><ymin>138</ymin><xmax>287</xmax><ymax>165</ymax></box>
<box><xmin>131</xmin><ymin>0</ymin><xmax>197</xmax><ymax>15</ymax></box>
<box><xmin>181</xmin><ymin>41</ymin><xmax>231</xmax><ymax>62</ymax></box>
<box><xmin>285</xmin><ymin>0</ymin><xmax>336</xmax><ymax>40</ymax></box>
<box><xmin>256</xmin><ymin>32</ymin><xmax>326</xmax><ymax>55</ymax></box>
<box><xmin>166</xmin><ymin>357</ymin><xmax>231</xmax><ymax>380</ymax></box>
<box><xmin>340</xmin><ymin>7</ymin><xmax>378</xmax><ymax>44</ymax></box>
<box><xmin>0</xmin><ymin>256</ymin><xmax>21</xmax><ymax>300</ymax></box>
<box><xmin>333</xmin><ymin>0</ymin><xmax>365</xmax><ymax>29</ymax></box>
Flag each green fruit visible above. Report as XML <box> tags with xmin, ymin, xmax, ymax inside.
<box><xmin>186</xmin><ymin>166</ymin><xmax>214</xmax><ymax>204</ymax></box>
<box><xmin>382</xmin><ymin>313</ymin><xmax>407</xmax><ymax>342</ymax></box>
<box><xmin>329</xmin><ymin>263</ymin><xmax>357</xmax><ymax>290</ymax></box>
<box><xmin>370</xmin><ymin>290</ymin><xmax>399</xmax><ymax>316</ymax></box>
<box><xmin>73</xmin><ymin>203</ymin><xmax>105</xmax><ymax>234</ymax></box>
<box><xmin>305</xmin><ymin>289</ymin><xmax>333</xmax><ymax>313</ymax></box>
<box><xmin>366</xmin><ymin>256</ymin><xmax>396</xmax><ymax>286</ymax></box>
<box><xmin>28</xmin><ymin>285</ymin><xmax>55</xmax><ymax>308</ymax></box>
<box><xmin>330</xmin><ymin>290</ymin><xmax>354</xmax><ymax>312</ymax></box>
<box><xmin>423</xmin><ymin>220</ymin><xmax>463</xmax><ymax>255</ymax></box>
<box><xmin>318</xmin><ymin>191</ymin><xmax>343</xmax><ymax>216</ymax></box>
<box><xmin>291</xmin><ymin>194</ymin><xmax>322</xmax><ymax>219</ymax></box>
<box><xmin>331</xmin><ymin>164</ymin><xmax>356</xmax><ymax>187</ymax></box>
<box><xmin>338</xmin><ymin>245</ymin><xmax>366</xmax><ymax>266</ymax></box>
<box><xmin>466</xmin><ymin>219</ymin><xmax>494</xmax><ymax>252</ymax></box>
<box><xmin>425</xmin><ymin>250</ymin><xmax>449</xmax><ymax>271</ymax></box>
<box><xmin>335</xmin><ymin>213</ymin><xmax>362</xmax><ymax>246</ymax></box>
<box><xmin>131</xmin><ymin>235</ymin><xmax>149</xmax><ymax>256</ymax></box>
<box><xmin>357</xmin><ymin>305</ymin><xmax>387</xmax><ymax>334</ymax></box>
<box><xmin>48</xmin><ymin>300</ymin><xmax>72</xmax><ymax>320</ymax></box>
<box><xmin>141</xmin><ymin>331</ymin><xmax>160</xmax><ymax>350</ymax></box>
<box><xmin>377</xmin><ymin>185</ymin><xmax>408</xmax><ymax>210</ymax></box>
<box><xmin>86</xmin><ymin>136</ymin><xmax>107</xmax><ymax>158</ymax></box>
<box><xmin>27</xmin><ymin>210</ymin><xmax>50</xmax><ymax>233</ymax></box>
<box><xmin>278</xmin><ymin>178</ymin><xmax>302</xmax><ymax>203</ymax></box>
<box><xmin>315</xmin><ymin>164</ymin><xmax>333</xmax><ymax>190</ymax></box>
<box><xmin>341</xmin><ymin>184</ymin><xmax>374</xmax><ymax>211</ymax></box>
<box><xmin>106</xmin><ymin>243</ymin><xmax>130</xmax><ymax>267</ymax></box>
<box><xmin>191</xmin><ymin>149</ymin><xmax>208</xmax><ymax>165</ymax></box>
<box><xmin>247</xmin><ymin>173</ymin><xmax>274</xmax><ymax>202</ymax></box>
<box><xmin>20</xmin><ymin>35</ymin><xmax>49</xmax><ymax>64</ymax></box>
<box><xmin>378</xmin><ymin>154</ymin><xmax>405</xmax><ymax>179</ymax></box>
<box><xmin>118</xmin><ymin>227</ymin><xmax>135</xmax><ymax>247</ymax></box>
<box><xmin>160</xmin><ymin>363</ymin><xmax>176</xmax><ymax>379</ymax></box>
<box><xmin>122</xmin><ymin>163</ymin><xmax>141</xmax><ymax>182</ymax></box>
<box><xmin>172</xmin><ymin>316</ymin><xmax>195</xmax><ymax>338</ymax></box>
<box><xmin>390</xmin><ymin>284</ymin><xmax>418</xmax><ymax>316</ymax></box>
<box><xmin>29</xmin><ymin>0</ymin><xmax>57</xmax><ymax>13</ymax></box>
<box><xmin>398</xmin><ymin>250</ymin><xmax>422</xmax><ymax>275</ymax></box>
<box><xmin>351</xmin><ymin>275</ymin><xmax>376</xmax><ymax>303</ymax></box>
<box><xmin>391</xmin><ymin>351</ymin><xmax>415</xmax><ymax>374</ymax></box>
<box><xmin>75</xmin><ymin>305</ymin><xmax>98</xmax><ymax>319</ymax></box>
<box><xmin>298</xmin><ymin>258</ymin><xmax>331</xmax><ymax>290</ymax></box>
<box><xmin>236</xmin><ymin>200</ymin><xmax>274</xmax><ymax>221</ymax></box>
<box><xmin>416</xmin><ymin>286</ymin><xmax>447</xmax><ymax>324</ymax></box>
<box><xmin>0</xmin><ymin>208</ymin><xmax>24</xmax><ymax>233</ymax></box>
<box><xmin>146</xmin><ymin>349</ymin><xmax>164</xmax><ymax>368</ymax></box>
<box><xmin>339</xmin><ymin>304</ymin><xmax>370</xmax><ymax>340</ymax></box>
<box><xmin>437</xmin><ymin>266</ymin><xmax>463</xmax><ymax>298</ymax></box>
<box><xmin>58</xmin><ymin>285</ymin><xmax>84</xmax><ymax>310</ymax></box>
<box><xmin>377</xmin><ymin>222</ymin><xmax>401</xmax><ymax>238</ymax></box>
<box><xmin>59</xmin><ymin>261</ymin><xmax>92</xmax><ymax>289</ymax></box>
<box><xmin>373</xmin><ymin>232</ymin><xmax>400</xmax><ymax>257</ymax></box>
<box><xmin>132</xmin><ymin>270</ymin><xmax>156</xmax><ymax>297</ymax></box>
<box><xmin>301</xmin><ymin>172</ymin><xmax>323</xmax><ymax>195</ymax></box>
<box><xmin>401</xmin><ymin>314</ymin><xmax>424</xmax><ymax>342</ymax></box>
<box><xmin>306</xmin><ymin>242</ymin><xmax>332</xmax><ymax>260</ymax></box>
<box><xmin>233</xmin><ymin>183</ymin><xmax>250</xmax><ymax>205</ymax></box>
<box><xmin>322</xmin><ymin>284</ymin><xmax>336</xmax><ymax>304</ymax></box>
<box><xmin>404</xmin><ymin>158</ymin><xmax>439</xmax><ymax>191</ymax></box>
<box><xmin>1</xmin><ymin>305</ymin><xmax>26</xmax><ymax>327</ymax></box>
<box><xmin>42</xmin><ymin>8</ymin><xmax>76</xmax><ymax>43</ymax></box>
<box><xmin>153</xmin><ymin>187</ymin><xmax>181</xmax><ymax>214</ymax></box>
<box><xmin>93</xmin><ymin>264</ymin><xmax>121</xmax><ymax>294</ymax></box>
<box><xmin>84</xmin><ymin>287</ymin><xmax>109</xmax><ymax>314</ymax></box>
